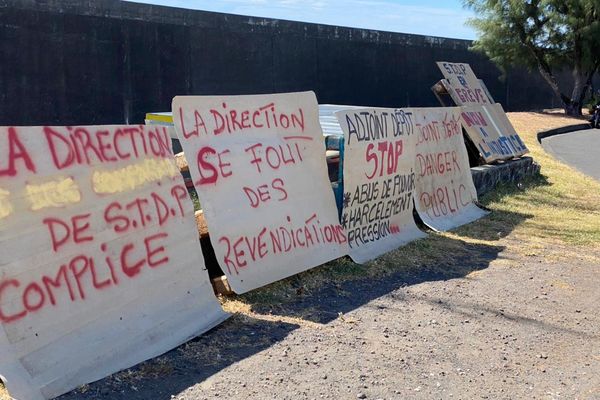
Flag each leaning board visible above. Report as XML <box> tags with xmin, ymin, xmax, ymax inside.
<box><xmin>172</xmin><ymin>92</ymin><xmax>348</xmax><ymax>293</ymax></box>
<box><xmin>484</xmin><ymin>103</ymin><xmax>528</xmax><ymax>157</ymax></box>
<box><xmin>436</xmin><ymin>61</ymin><xmax>493</xmax><ymax>106</ymax></box>
<box><xmin>335</xmin><ymin>108</ymin><xmax>426</xmax><ymax>263</ymax></box>
<box><xmin>460</xmin><ymin>104</ymin><xmax>528</xmax><ymax>163</ymax></box>
<box><xmin>0</xmin><ymin>125</ymin><xmax>227</xmax><ymax>400</ymax></box>
<box><xmin>413</xmin><ymin>108</ymin><xmax>489</xmax><ymax>231</ymax></box>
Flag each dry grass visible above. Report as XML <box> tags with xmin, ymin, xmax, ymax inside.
<box><xmin>222</xmin><ymin>111</ymin><xmax>600</xmax><ymax>315</ymax></box>
<box><xmin>476</xmin><ymin>112</ymin><xmax>600</xmax><ymax>245</ymax></box>
<box><xmin>0</xmin><ymin>382</ymin><xmax>9</xmax><ymax>400</ymax></box>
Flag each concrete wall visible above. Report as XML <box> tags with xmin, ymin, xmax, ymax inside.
<box><xmin>0</xmin><ymin>0</ymin><xmax>569</xmax><ymax>126</ymax></box>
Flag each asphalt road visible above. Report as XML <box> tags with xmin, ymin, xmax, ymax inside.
<box><xmin>541</xmin><ymin>128</ymin><xmax>600</xmax><ymax>181</ymax></box>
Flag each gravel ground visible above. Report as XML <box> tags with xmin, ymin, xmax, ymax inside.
<box><xmin>58</xmin><ymin>234</ymin><xmax>600</xmax><ymax>400</ymax></box>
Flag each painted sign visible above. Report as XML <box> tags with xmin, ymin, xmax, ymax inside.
<box><xmin>436</xmin><ymin>61</ymin><xmax>493</xmax><ymax>106</ymax></box>
<box><xmin>0</xmin><ymin>125</ymin><xmax>228</xmax><ymax>400</ymax></box>
<box><xmin>334</xmin><ymin>108</ymin><xmax>426</xmax><ymax>263</ymax></box>
<box><xmin>172</xmin><ymin>92</ymin><xmax>348</xmax><ymax>294</ymax></box>
<box><xmin>413</xmin><ymin>108</ymin><xmax>488</xmax><ymax>231</ymax></box>
<box><xmin>485</xmin><ymin>103</ymin><xmax>528</xmax><ymax>157</ymax></box>
<box><xmin>460</xmin><ymin>104</ymin><xmax>528</xmax><ymax>163</ymax></box>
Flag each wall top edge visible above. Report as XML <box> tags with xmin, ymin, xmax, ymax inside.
<box><xmin>0</xmin><ymin>0</ymin><xmax>473</xmax><ymax>48</ymax></box>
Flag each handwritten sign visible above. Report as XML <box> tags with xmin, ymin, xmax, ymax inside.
<box><xmin>172</xmin><ymin>92</ymin><xmax>348</xmax><ymax>294</ymax></box>
<box><xmin>460</xmin><ymin>104</ymin><xmax>528</xmax><ymax>163</ymax></box>
<box><xmin>485</xmin><ymin>103</ymin><xmax>528</xmax><ymax>157</ymax></box>
<box><xmin>436</xmin><ymin>61</ymin><xmax>492</xmax><ymax>106</ymax></box>
<box><xmin>0</xmin><ymin>125</ymin><xmax>228</xmax><ymax>400</ymax></box>
<box><xmin>413</xmin><ymin>108</ymin><xmax>488</xmax><ymax>231</ymax></box>
<box><xmin>335</xmin><ymin>108</ymin><xmax>426</xmax><ymax>263</ymax></box>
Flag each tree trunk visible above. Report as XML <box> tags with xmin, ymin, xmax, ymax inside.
<box><xmin>534</xmin><ymin>60</ymin><xmax>600</xmax><ymax>116</ymax></box>
<box><xmin>567</xmin><ymin>67</ymin><xmax>588</xmax><ymax>116</ymax></box>
<box><xmin>567</xmin><ymin>65</ymin><xmax>600</xmax><ymax>116</ymax></box>
<box><xmin>564</xmin><ymin>101</ymin><xmax>582</xmax><ymax>116</ymax></box>
<box><xmin>536</xmin><ymin>63</ymin><xmax>575</xmax><ymax>114</ymax></box>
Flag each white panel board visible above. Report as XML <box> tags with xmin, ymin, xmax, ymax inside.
<box><xmin>485</xmin><ymin>103</ymin><xmax>529</xmax><ymax>157</ymax></box>
<box><xmin>0</xmin><ymin>125</ymin><xmax>227</xmax><ymax>400</ymax></box>
<box><xmin>436</xmin><ymin>61</ymin><xmax>493</xmax><ymax>106</ymax></box>
<box><xmin>334</xmin><ymin>108</ymin><xmax>426</xmax><ymax>263</ymax></box>
<box><xmin>413</xmin><ymin>108</ymin><xmax>489</xmax><ymax>231</ymax></box>
<box><xmin>172</xmin><ymin>92</ymin><xmax>348</xmax><ymax>293</ymax></box>
<box><xmin>460</xmin><ymin>104</ymin><xmax>528</xmax><ymax>162</ymax></box>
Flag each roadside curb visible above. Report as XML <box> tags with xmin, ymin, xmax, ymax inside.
<box><xmin>473</xmin><ymin>122</ymin><xmax>591</xmax><ymax>196</ymax></box>
<box><xmin>536</xmin><ymin>123</ymin><xmax>590</xmax><ymax>143</ymax></box>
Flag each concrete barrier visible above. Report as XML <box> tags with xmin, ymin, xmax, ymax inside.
<box><xmin>536</xmin><ymin>123</ymin><xmax>591</xmax><ymax>142</ymax></box>
<box><xmin>471</xmin><ymin>156</ymin><xmax>540</xmax><ymax>196</ymax></box>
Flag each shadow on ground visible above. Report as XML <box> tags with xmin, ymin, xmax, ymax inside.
<box><xmin>455</xmin><ymin>208</ymin><xmax>534</xmax><ymax>241</ymax></box>
<box><xmin>529</xmin><ymin>111</ymin><xmax>590</xmax><ymax>121</ymax></box>
<box><xmin>57</xmin><ymin>315</ymin><xmax>299</xmax><ymax>400</ymax></box>
<box><xmin>57</xmin><ymin>184</ymin><xmax>537</xmax><ymax>399</ymax></box>
<box><xmin>247</xmin><ymin>234</ymin><xmax>508</xmax><ymax>325</ymax></box>
<box><xmin>420</xmin><ymin>295</ymin><xmax>599</xmax><ymax>341</ymax></box>
<box><xmin>455</xmin><ymin>175</ymin><xmax>545</xmax><ymax>242</ymax></box>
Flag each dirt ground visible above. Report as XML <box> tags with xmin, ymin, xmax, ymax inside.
<box><xmin>3</xmin><ymin>112</ymin><xmax>600</xmax><ymax>400</ymax></box>
<box><xmin>56</xmin><ymin>239</ymin><xmax>600</xmax><ymax>400</ymax></box>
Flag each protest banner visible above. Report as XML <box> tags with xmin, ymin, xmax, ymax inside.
<box><xmin>413</xmin><ymin>108</ymin><xmax>489</xmax><ymax>231</ymax></box>
<box><xmin>334</xmin><ymin>107</ymin><xmax>426</xmax><ymax>263</ymax></box>
<box><xmin>484</xmin><ymin>103</ymin><xmax>529</xmax><ymax>157</ymax></box>
<box><xmin>0</xmin><ymin>125</ymin><xmax>228</xmax><ymax>400</ymax></box>
<box><xmin>172</xmin><ymin>92</ymin><xmax>348</xmax><ymax>294</ymax></box>
<box><xmin>460</xmin><ymin>104</ymin><xmax>528</xmax><ymax>163</ymax></box>
<box><xmin>436</xmin><ymin>61</ymin><xmax>528</xmax><ymax>161</ymax></box>
<box><xmin>436</xmin><ymin>61</ymin><xmax>493</xmax><ymax>106</ymax></box>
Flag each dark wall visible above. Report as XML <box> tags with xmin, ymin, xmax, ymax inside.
<box><xmin>0</xmin><ymin>0</ymin><xmax>569</xmax><ymax>125</ymax></box>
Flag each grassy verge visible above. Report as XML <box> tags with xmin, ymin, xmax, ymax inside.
<box><xmin>499</xmin><ymin>113</ymin><xmax>600</xmax><ymax>244</ymax></box>
<box><xmin>0</xmin><ymin>382</ymin><xmax>8</xmax><ymax>400</ymax></box>
<box><xmin>223</xmin><ymin>111</ymin><xmax>600</xmax><ymax>317</ymax></box>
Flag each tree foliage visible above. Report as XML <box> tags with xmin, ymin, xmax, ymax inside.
<box><xmin>464</xmin><ymin>0</ymin><xmax>600</xmax><ymax>115</ymax></box>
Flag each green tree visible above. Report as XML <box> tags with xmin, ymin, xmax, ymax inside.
<box><xmin>464</xmin><ymin>0</ymin><xmax>600</xmax><ymax>115</ymax></box>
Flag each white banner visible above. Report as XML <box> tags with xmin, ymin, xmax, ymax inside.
<box><xmin>436</xmin><ymin>61</ymin><xmax>493</xmax><ymax>106</ymax></box>
<box><xmin>485</xmin><ymin>103</ymin><xmax>528</xmax><ymax>157</ymax></box>
<box><xmin>0</xmin><ymin>125</ymin><xmax>227</xmax><ymax>400</ymax></box>
<box><xmin>413</xmin><ymin>108</ymin><xmax>489</xmax><ymax>231</ymax></box>
<box><xmin>460</xmin><ymin>104</ymin><xmax>528</xmax><ymax>163</ymax></box>
<box><xmin>172</xmin><ymin>92</ymin><xmax>348</xmax><ymax>294</ymax></box>
<box><xmin>335</xmin><ymin>108</ymin><xmax>426</xmax><ymax>263</ymax></box>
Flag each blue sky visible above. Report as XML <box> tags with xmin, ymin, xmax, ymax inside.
<box><xmin>125</xmin><ymin>0</ymin><xmax>476</xmax><ymax>40</ymax></box>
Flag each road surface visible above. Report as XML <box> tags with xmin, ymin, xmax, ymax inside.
<box><xmin>542</xmin><ymin>128</ymin><xmax>600</xmax><ymax>181</ymax></box>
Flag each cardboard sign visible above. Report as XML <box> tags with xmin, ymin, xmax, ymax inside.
<box><xmin>460</xmin><ymin>104</ymin><xmax>528</xmax><ymax>163</ymax></box>
<box><xmin>0</xmin><ymin>125</ymin><xmax>228</xmax><ymax>400</ymax></box>
<box><xmin>436</xmin><ymin>61</ymin><xmax>493</xmax><ymax>106</ymax></box>
<box><xmin>172</xmin><ymin>92</ymin><xmax>348</xmax><ymax>294</ymax></box>
<box><xmin>413</xmin><ymin>108</ymin><xmax>488</xmax><ymax>231</ymax></box>
<box><xmin>485</xmin><ymin>103</ymin><xmax>528</xmax><ymax>157</ymax></box>
<box><xmin>334</xmin><ymin>108</ymin><xmax>426</xmax><ymax>263</ymax></box>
